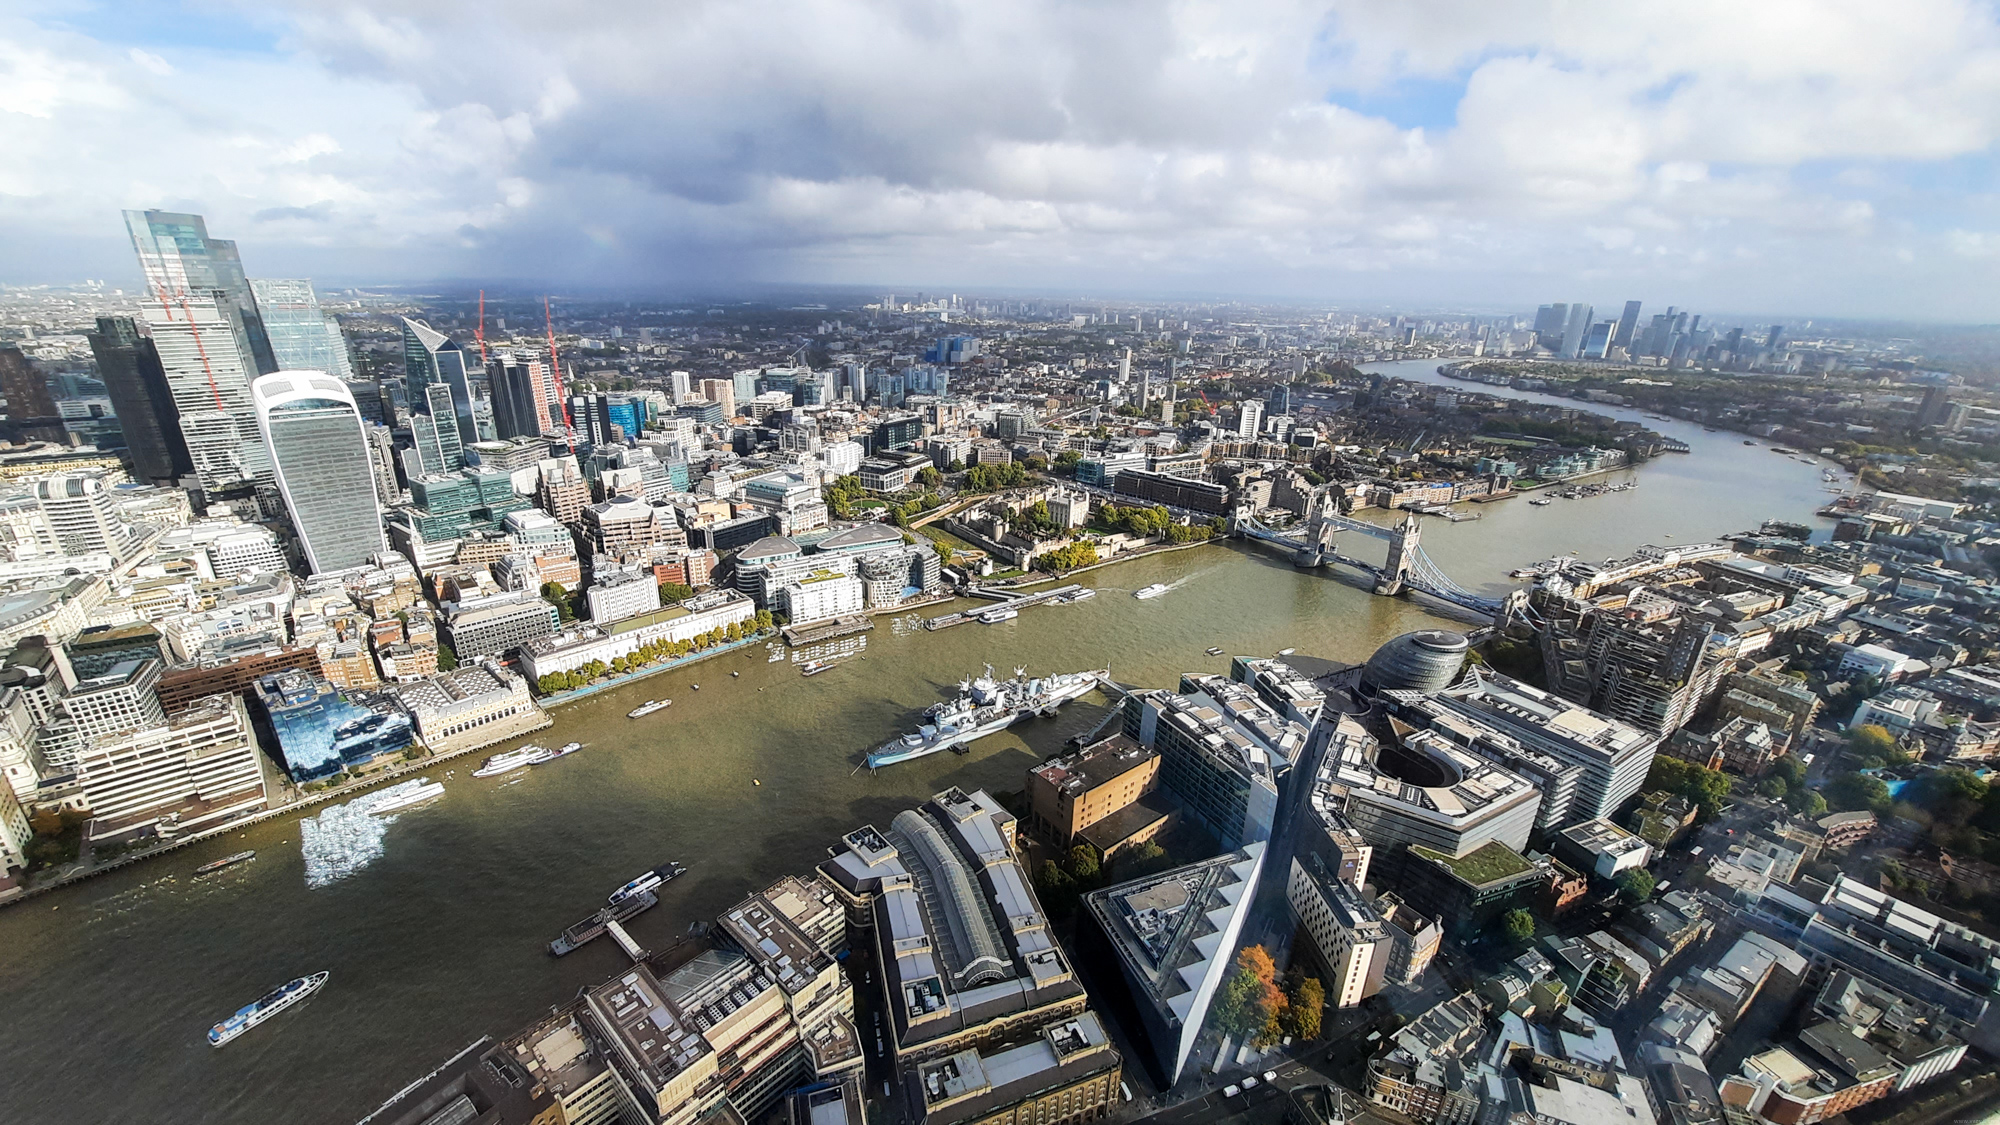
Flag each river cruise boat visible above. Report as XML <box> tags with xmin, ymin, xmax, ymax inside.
<box><xmin>627</xmin><ymin>699</ymin><xmax>671</xmax><ymax>718</ymax></box>
<box><xmin>208</xmin><ymin>972</ymin><xmax>328</xmax><ymax>1047</ymax></box>
<box><xmin>1065</xmin><ymin>588</ymin><xmax>1096</xmax><ymax>602</ymax></box>
<box><xmin>1134</xmin><ymin>583</ymin><xmax>1171</xmax><ymax>599</ymax></box>
<box><xmin>608</xmin><ymin>862</ymin><xmax>687</xmax><ymax>905</ymax></box>
<box><xmin>369</xmin><ymin>779</ymin><xmax>445</xmax><ymax>816</ymax></box>
<box><xmin>802</xmin><ymin>659</ymin><xmax>838</xmax><ymax>676</ymax></box>
<box><xmin>529</xmin><ymin>742</ymin><xmax>583</xmax><ymax>764</ymax></box>
<box><xmin>472</xmin><ymin>746</ymin><xmax>544</xmax><ymax>778</ymax></box>
<box><xmin>867</xmin><ymin>666</ymin><xmax>1106</xmax><ymax>769</ymax></box>
<box><xmin>194</xmin><ymin>851</ymin><xmax>255</xmax><ymax>877</ymax></box>
<box><xmin>979</xmin><ymin>608</ymin><xmax>1019</xmax><ymax>624</ymax></box>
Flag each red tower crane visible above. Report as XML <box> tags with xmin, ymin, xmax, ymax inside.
<box><xmin>545</xmin><ymin>297</ymin><xmax>573</xmax><ymax>433</ymax></box>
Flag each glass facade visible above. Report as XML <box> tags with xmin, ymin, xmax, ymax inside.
<box><xmin>253</xmin><ymin>373</ymin><xmax>386</xmax><ymax>573</ymax></box>
<box><xmin>255</xmin><ymin>672</ymin><xmax>414</xmax><ymax>782</ymax></box>
<box><xmin>249</xmin><ymin>279</ymin><xmax>355</xmax><ymax>379</ymax></box>
<box><xmin>401</xmin><ymin>318</ymin><xmax>479</xmax><ymax>451</ymax></box>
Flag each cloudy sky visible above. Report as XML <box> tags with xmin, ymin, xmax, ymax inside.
<box><xmin>6</xmin><ymin>0</ymin><xmax>2000</xmax><ymax>318</ymax></box>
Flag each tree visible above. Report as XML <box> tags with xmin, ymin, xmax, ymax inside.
<box><xmin>1214</xmin><ymin>946</ymin><xmax>1286</xmax><ymax>1044</ymax></box>
<box><xmin>1617</xmin><ymin>868</ymin><xmax>1656</xmax><ymax>903</ymax></box>
<box><xmin>1647</xmin><ymin>756</ymin><xmax>1731</xmax><ymax>819</ymax></box>
<box><xmin>1758</xmin><ymin>776</ymin><xmax>1789</xmax><ymax>800</ymax></box>
<box><xmin>436</xmin><ymin>642</ymin><xmax>459</xmax><ymax>671</ymax></box>
<box><xmin>1066</xmin><ymin>844</ymin><xmax>1100</xmax><ymax>885</ymax></box>
<box><xmin>934</xmin><ymin>542</ymin><xmax>956</xmax><ymax>570</ymax></box>
<box><xmin>1114</xmin><ymin>840</ymin><xmax>1173</xmax><ymax>880</ymax></box>
<box><xmin>1035</xmin><ymin>860</ymin><xmax>1077</xmax><ymax>916</ymax></box>
<box><xmin>1785</xmin><ymin>788</ymin><xmax>1828</xmax><ymax>817</ymax></box>
<box><xmin>1770</xmin><ymin>756</ymin><xmax>1809</xmax><ymax>788</ymax></box>
<box><xmin>1502</xmin><ymin>908</ymin><xmax>1536</xmax><ymax>946</ymax></box>
<box><xmin>1848</xmin><ymin>724</ymin><xmax>1899</xmax><ymax>762</ymax></box>
<box><xmin>1283</xmin><ymin>977</ymin><xmax>1325</xmax><ymax>1041</ymax></box>
<box><xmin>725</xmin><ymin>622</ymin><xmax>743</xmax><ymax>643</ymax></box>
<box><xmin>542</xmin><ymin>581</ymin><xmax>576</xmax><ymax>622</ymax></box>
<box><xmin>1828</xmin><ymin>772</ymin><xmax>1893</xmax><ymax>813</ymax></box>
<box><xmin>658</xmin><ymin>582</ymin><xmax>694</xmax><ymax>605</ymax></box>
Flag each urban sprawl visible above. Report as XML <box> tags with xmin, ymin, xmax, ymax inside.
<box><xmin>5</xmin><ymin>211</ymin><xmax>2000</xmax><ymax>1125</ymax></box>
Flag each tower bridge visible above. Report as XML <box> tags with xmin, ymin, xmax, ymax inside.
<box><xmin>1232</xmin><ymin>489</ymin><xmax>1529</xmax><ymax>624</ymax></box>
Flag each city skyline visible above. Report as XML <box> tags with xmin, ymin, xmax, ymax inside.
<box><xmin>4</xmin><ymin>3</ymin><xmax>2000</xmax><ymax>319</ymax></box>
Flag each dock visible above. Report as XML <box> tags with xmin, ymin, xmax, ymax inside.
<box><xmin>781</xmin><ymin>614</ymin><xmax>875</xmax><ymax>646</ymax></box>
<box><xmin>925</xmin><ymin>584</ymin><xmax>1085</xmax><ymax>630</ymax></box>
<box><xmin>549</xmin><ymin>890</ymin><xmax>658</xmax><ymax>956</ymax></box>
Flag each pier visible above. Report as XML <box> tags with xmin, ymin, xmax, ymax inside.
<box><xmin>924</xmin><ymin>584</ymin><xmax>1086</xmax><ymax>630</ymax></box>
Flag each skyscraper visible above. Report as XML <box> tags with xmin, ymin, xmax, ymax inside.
<box><xmin>1533</xmin><ymin>303</ymin><xmax>1569</xmax><ymax>346</ymax></box>
<box><xmin>1560</xmin><ymin>303</ymin><xmax>1595</xmax><ymax>359</ymax></box>
<box><xmin>86</xmin><ymin>316</ymin><xmax>193</xmax><ymax>484</ymax></box>
<box><xmin>670</xmin><ymin>370</ymin><xmax>692</xmax><ymax>403</ymax></box>
<box><xmin>1238</xmin><ymin>399</ymin><xmax>1264</xmax><ymax>438</ymax></box>
<box><xmin>488</xmin><ymin>353</ymin><xmax>550</xmax><ymax>441</ymax></box>
<box><xmin>0</xmin><ymin>345</ymin><xmax>66</xmax><ymax>444</ymax></box>
<box><xmin>138</xmin><ymin>293</ymin><xmax>272</xmax><ymax>488</ymax></box>
<box><xmin>124</xmin><ymin>210</ymin><xmax>276</xmax><ymax>375</ymax></box>
<box><xmin>1611</xmin><ymin>300</ymin><xmax>1643</xmax><ymax>350</ymax></box>
<box><xmin>401</xmin><ymin>318</ymin><xmax>478</xmax><ymax>451</ymax></box>
<box><xmin>252</xmin><ymin>372</ymin><xmax>387</xmax><ymax>574</ymax></box>
<box><xmin>410</xmin><ymin>383</ymin><xmax>465</xmax><ymax>475</ymax></box>
<box><xmin>249</xmin><ymin>279</ymin><xmax>354</xmax><ymax>379</ymax></box>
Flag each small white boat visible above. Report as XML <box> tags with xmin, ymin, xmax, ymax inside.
<box><xmin>802</xmin><ymin>660</ymin><xmax>836</xmax><ymax>676</ymax></box>
<box><xmin>627</xmin><ymin>699</ymin><xmax>671</xmax><ymax>719</ymax></box>
<box><xmin>1066</xmin><ymin>588</ymin><xmax>1097</xmax><ymax>602</ymax></box>
<box><xmin>1134</xmin><ymin>583</ymin><xmax>1171</xmax><ymax>600</ymax></box>
<box><xmin>208</xmin><ymin>972</ymin><xmax>327</xmax><ymax>1047</ymax></box>
<box><xmin>979</xmin><ymin>608</ymin><xmax>1019</xmax><ymax>624</ymax></box>
<box><xmin>472</xmin><ymin>746</ymin><xmax>543</xmax><ymax>778</ymax></box>
<box><xmin>1205</xmin><ymin>647</ymin><xmax>1225</xmax><ymax>656</ymax></box>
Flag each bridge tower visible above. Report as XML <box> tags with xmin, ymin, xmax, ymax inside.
<box><xmin>1376</xmin><ymin>511</ymin><xmax>1421</xmax><ymax>595</ymax></box>
<box><xmin>1294</xmin><ymin>488</ymin><xmax>1339</xmax><ymax>568</ymax></box>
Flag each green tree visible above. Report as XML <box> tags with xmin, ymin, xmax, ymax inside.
<box><xmin>1066</xmin><ymin>844</ymin><xmax>1101</xmax><ymax>885</ymax></box>
<box><xmin>1617</xmin><ymin>868</ymin><xmax>1656</xmax><ymax>903</ymax></box>
<box><xmin>1035</xmin><ymin>860</ymin><xmax>1077</xmax><ymax>916</ymax></box>
<box><xmin>1213</xmin><ymin>946</ymin><xmax>1286</xmax><ymax>1045</ymax></box>
<box><xmin>1848</xmin><ymin>724</ymin><xmax>1899</xmax><ymax>762</ymax></box>
<box><xmin>1647</xmin><ymin>756</ymin><xmax>1731</xmax><ymax>819</ymax></box>
<box><xmin>1758</xmin><ymin>776</ymin><xmax>1789</xmax><ymax>800</ymax></box>
<box><xmin>1502</xmin><ymin>908</ymin><xmax>1536</xmax><ymax>946</ymax></box>
<box><xmin>915</xmin><ymin>466</ymin><xmax>942</xmax><ymax>488</ymax></box>
<box><xmin>658</xmin><ymin>582</ymin><xmax>695</xmax><ymax>605</ymax></box>
<box><xmin>1828</xmin><ymin>772</ymin><xmax>1893</xmax><ymax>813</ymax></box>
<box><xmin>436</xmin><ymin>642</ymin><xmax>458</xmax><ymax>671</ymax></box>
<box><xmin>1283</xmin><ymin>976</ymin><xmax>1325</xmax><ymax>1040</ymax></box>
<box><xmin>1785</xmin><ymin>788</ymin><xmax>1828</xmax><ymax>817</ymax></box>
<box><xmin>1770</xmin><ymin>756</ymin><xmax>1809</xmax><ymax>788</ymax></box>
<box><xmin>1113</xmin><ymin>840</ymin><xmax>1173</xmax><ymax>880</ymax></box>
<box><xmin>541</xmin><ymin>581</ymin><xmax>576</xmax><ymax>622</ymax></box>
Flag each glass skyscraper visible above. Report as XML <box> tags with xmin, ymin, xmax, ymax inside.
<box><xmin>249</xmin><ymin>279</ymin><xmax>355</xmax><ymax>379</ymax></box>
<box><xmin>85</xmin><ymin>316</ymin><xmax>193</xmax><ymax>484</ymax></box>
<box><xmin>401</xmin><ymin>318</ymin><xmax>479</xmax><ymax>452</ymax></box>
<box><xmin>124</xmin><ymin>210</ymin><xmax>277</xmax><ymax>488</ymax></box>
<box><xmin>252</xmin><ymin>372</ymin><xmax>387</xmax><ymax>574</ymax></box>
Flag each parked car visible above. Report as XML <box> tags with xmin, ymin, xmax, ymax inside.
<box><xmin>1224</xmin><ymin>1084</ymin><xmax>1242</xmax><ymax>1099</ymax></box>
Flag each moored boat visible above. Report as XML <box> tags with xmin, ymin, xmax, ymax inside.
<box><xmin>867</xmin><ymin>666</ymin><xmax>1107</xmax><ymax>769</ymax></box>
<box><xmin>369</xmin><ymin>779</ymin><xmax>445</xmax><ymax>815</ymax></box>
<box><xmin>608</xmin><ymin>862</ymin><xmax>687</xmax><ymax>905</ymax></box>
<box><xmin>472</xmin><ymin>746</ymin><xmax>544</xmax><ymax>778</ymax></box>
<box><xmin>627</xmin><ymin>699</ymin><xmax>672</xmax><ymax>718</ymax></box>
<box><xmin>194</xmin><ymin>850</ymin><xmax>255</xmax><ymax>876</ymax></box>
<box><xmin>978</xmin><ymin>608</ymin><xmax>1019</xmax><ymax>624</ymax></box>
<box><xmin>529</xmin><ymin>742</ymin><xmax>583</xmax><ymax>764</ymax></box>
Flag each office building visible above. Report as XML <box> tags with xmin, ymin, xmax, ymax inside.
<box><xmin>252</xmin><ymin>372</ymin><xmax>387</xmax><ymax>573</ymax></box>
<box><xmin>62</xmin><ymin>656</ymin><xmax>166</xmax><ymax>746</ymax></box>
<box><xmin>76</xmin><ymin>693</ymin><xmax>268</xmax><ymax>844</ymax></box>
<box><xmin>488</xmin><ymin>352</ymin><xmax>558</xmax><ymax>440</ymax></box>
<box><xmin>1122</xmin><ymin>676</ymin><xmax>1307</xmax><ymax>849</ymax></box>
<box><xmin>1376</xmin><ymin>893</ymin><xmax>1443</xmax><ymax>984</ymax></box>
<box><xmin>1288</xmin><ymin>854</ymin><xmax>1390</xmax><ymax>1007</ymax></box>
<box><xmin>1238</xmin><ymin>399</ymin><xmax>1263</xmax><ymax>438</ymax></box>
<box><xmin>1560</xmin><ymin>303</ymin><xmax>1594</xmax><ymax>359</ymax></box>
<box><xmin>775</xmin><ymin>570</ymin><xmax>864</xmax><ymax>626</ymax></box>
<box><xmin>1429</xmin><ymin>671</ymin><xmax>1657</xmax><ymax>826</ymax></box>
<box><xmin>248</xmin><ymin>279</ymin><xmax>353</xmax><ymax>379</ymax></box>
<box><xmin>137</xmin><ymin>293</ymin><xmax>272</xmax><ymax>488</ymax></box>
<box><xmin>1082</xmin><ymin>844</ymin><xmax>1264</xmax><ymax>1086</ymax></box>
<box><xmin>402</xmin><ymin>318</ymin><xmax>480</xmax><ymax>451</ymax></box>
<box><xmin>32</xmin><ymin>473</ymin><xmax>136</xmax><ymax>561</ymax></box>
<box><xmin>1024</xmin><ymin>732</ymin><xmax>1167</xmax><ymax>857</ymax></box>
<box><xmin>440</xmin><ymin>594</ymin><xmax>560</xmax><ymax>661</ymax></box>
<box><xmin>86</xmin><ymin>316</ymin><xmax>193</xmax><ymax>484</ymax></box>
<box><xmin>1111</xmin><ymin>468</ymin><xmax>1230</xmax><ymax>515</ymax></box>
<box><xmin>0</xmin><ymin>345</ymin><xmax>64</xmax><ymax>444</ymax></box>
<box><xmin>817</xmin><ymin>788</ymin><xmax>1090</xmax><ymax>1065</ymax></box>
<box><xmin>124</xmin><ymin>209</ymin><xmax>276</xmax><ymax>374</ymax></box>
<box><xmin>389</xmin><ymin>661</ymin><xmax>543</xmax><ymax>746</ymax></box>
<box><xmin>905</xmin><ymin>1013</ymin><xmax>1122</xmax><ymax>1125</ymax></box>
<box><xmin>1398</xmin><ymin>842</ymin><xmax>1549</xmax><ymax>933</ymax></box>
<box><xmin>252</xmin><ymin>670</ymin><xmax>414</xmax><ymax>782</ymax></box>
<box><xmin>1613</xmin><ymin>300</ymin><xmax>1644</xmax><ymax>349</ymax></box>
<box><xmin>518</xmin><ymin>592</ymin><xmax>756</xmax><ymax>682</ymax></box>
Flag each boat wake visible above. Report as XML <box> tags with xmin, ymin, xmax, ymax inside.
<box><xmin>299</xmin><ymin>780</ymin><xmax>436</xmax><ymax>889</ymax></box>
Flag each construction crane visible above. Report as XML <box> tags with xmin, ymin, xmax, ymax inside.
<box><xmin>474</xmin><ymin>290</ymin><xmax>489</xmax><ymax>365</ymax></box>
<box><xmin>545</xmin><ymin>297</ymin><xmax>574</xmax><ymax>434</ymax></box>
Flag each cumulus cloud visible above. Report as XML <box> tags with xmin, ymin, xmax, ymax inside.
<box><xmin>4</xmin><ymin>0</ymin><xmax>2000</xmax><ymax>315</ymax></box>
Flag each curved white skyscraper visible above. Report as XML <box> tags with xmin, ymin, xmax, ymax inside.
<box><xmin>251</xmin><ymin>371</ymin><xmax>386</xmax><ymax>574</ymax></box>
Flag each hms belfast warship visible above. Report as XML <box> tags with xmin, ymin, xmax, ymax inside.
<box><xmin>866</xmin><ymin>665</ymin><xmax>1108</xmax><ymax>769</ymax></box>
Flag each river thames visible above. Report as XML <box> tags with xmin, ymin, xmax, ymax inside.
<box><xmin>0</xmin><ymin>359</ymin><xmax>1843</xmax><ymax>1123</ymax></box>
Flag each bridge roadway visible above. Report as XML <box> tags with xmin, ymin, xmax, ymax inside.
<box><xmin>1233</xmin><ymin>510</ymin><xmax>1511</xmax><ymax>619</ymax></box>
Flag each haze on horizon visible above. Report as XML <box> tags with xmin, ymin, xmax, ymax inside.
<box><xmin>6</xmin><ymin>0</ymin><xmax>2000</xmax><ymax>321</ymax></box>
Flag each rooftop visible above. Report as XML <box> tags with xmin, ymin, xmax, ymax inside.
<box><xmin>1412</xmin><ymin>841</ymin><xmax>1535</xmax><ymax>886</ymax></box>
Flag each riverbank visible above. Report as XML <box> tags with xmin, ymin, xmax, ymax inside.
<box><xmin>1</xmin><ymin>710</ymin><xmax>553</xmax><ymax>907</ymax></box>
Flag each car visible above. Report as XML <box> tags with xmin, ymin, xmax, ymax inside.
<box><xmin>1263</xmin><ymin>1070</ymin><xmax>1278</xmax><ymax>1083</ymax></box>
<box><xmin>1242</xmin><ymin>1076</ymin><xmax>1260</xmax><ymax>1090</ymax></box>
<box><xmin>1366</xmin><ymin>1030</ymin><xmax>1382</xmax><ymax>1042</ymax></box>
<box><xmin>1224</xmin><ymin>1085</ymin><xmax>1242</xmax><ymax>1099</ymax></box>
